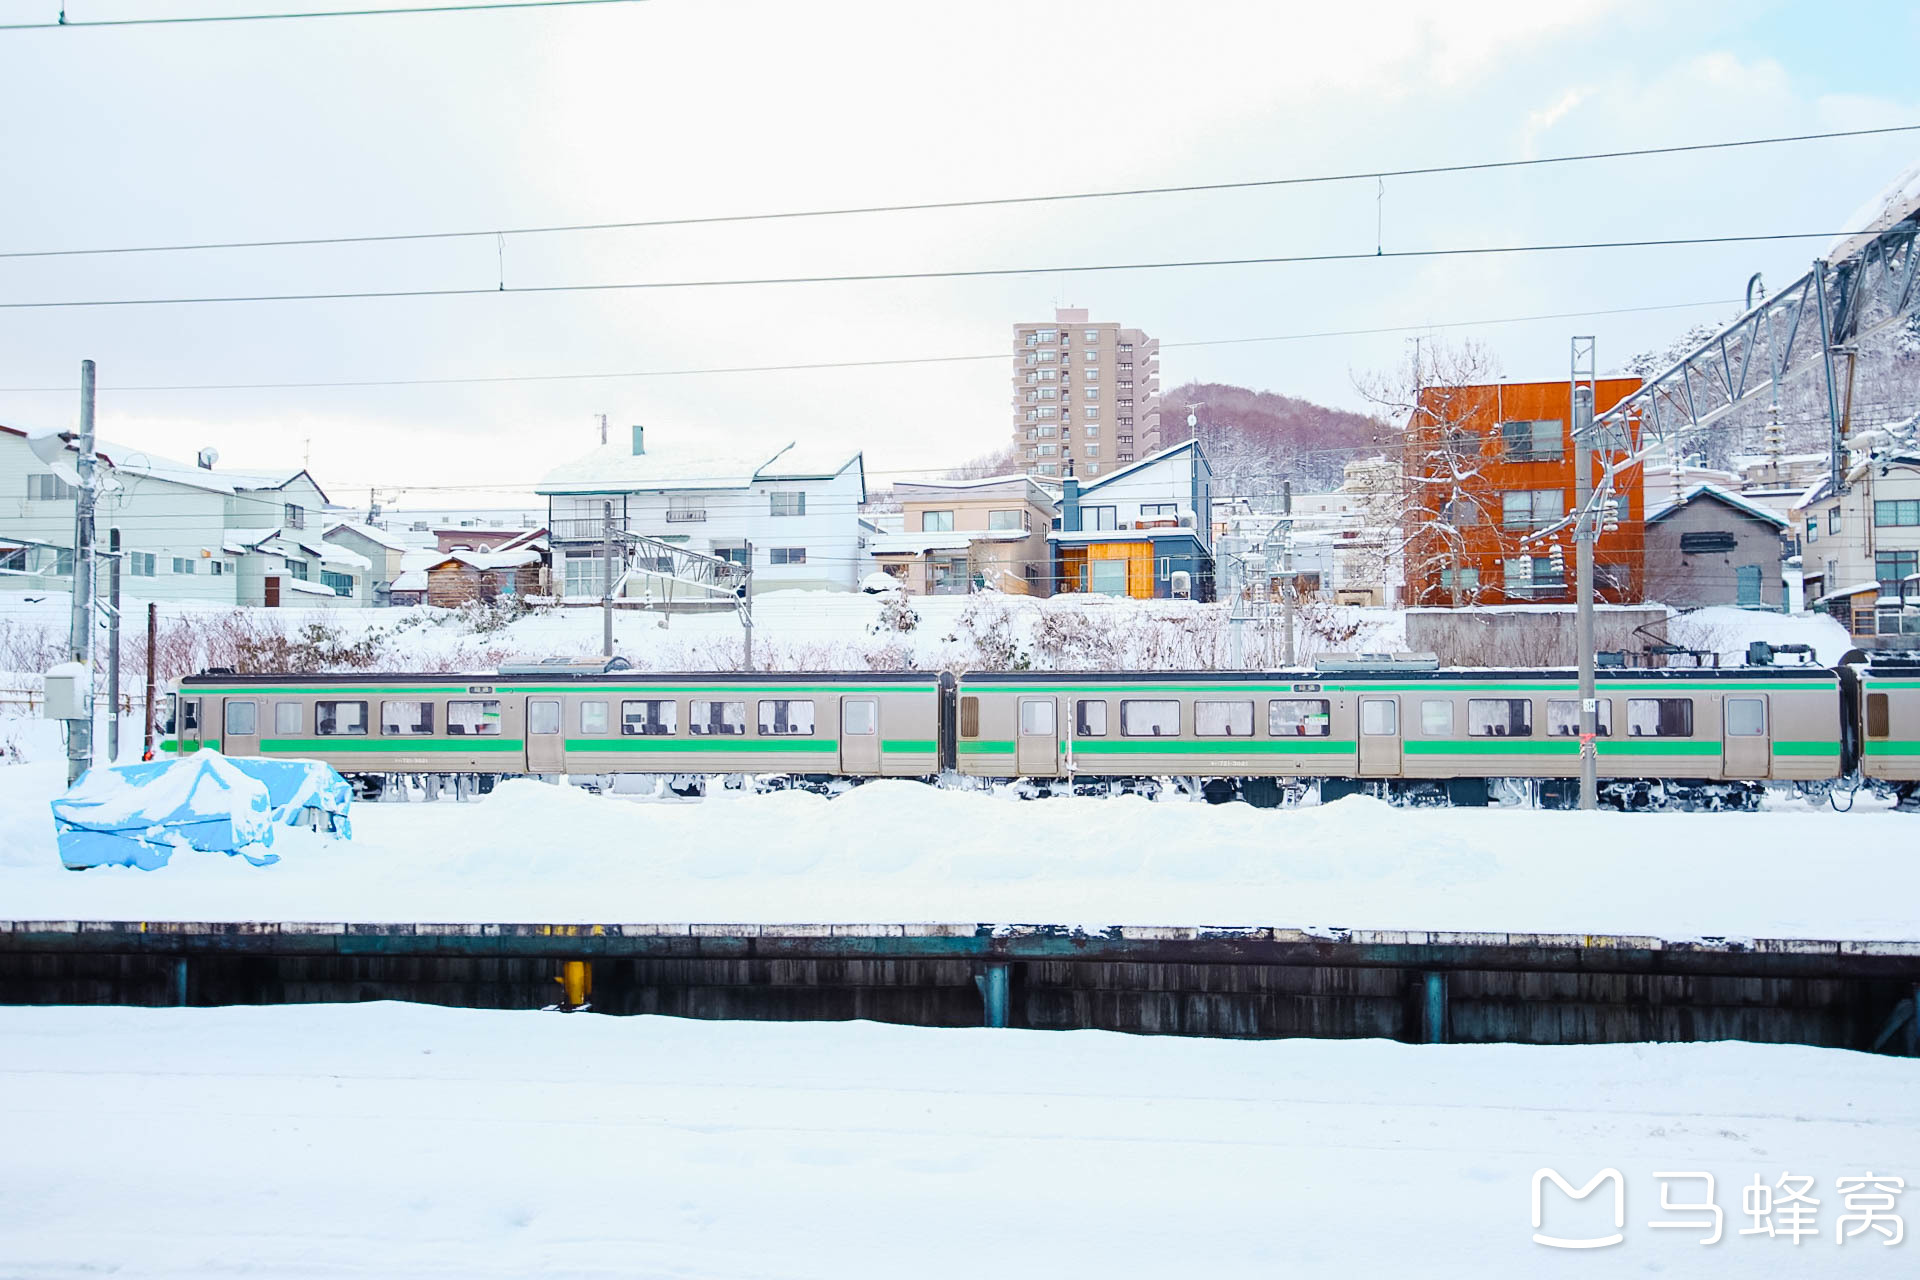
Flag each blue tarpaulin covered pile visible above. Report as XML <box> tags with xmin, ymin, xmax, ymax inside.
<box><xmin>51</xmin><ymin>751</ymin><xmax>353</xmax><ymax>871</ymax></box>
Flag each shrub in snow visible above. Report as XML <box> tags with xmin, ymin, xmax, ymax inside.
<box><xmin>869</xmin><ymin>591</ymin><xmax>920</xmax><ymax>636</ymax></box>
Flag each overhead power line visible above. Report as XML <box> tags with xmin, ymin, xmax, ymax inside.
<box><xmin>3</xmin><ymin>123</ymin><xmax>1913</xmax><ymax>261</ymax></box>
<box><xmin>0</xmin><ymin>233</ymin><xmax>1870</xmax><ymax>312</ymax></box>
<box><xmin>0</xmin><ymin>0</ymin><xmax>646</xmax><ymax>31</ymax></box>
<box><xmin>0</xmin><ymin>297</ymin><xmax>1738</xmax><ymax>393</ymax></box>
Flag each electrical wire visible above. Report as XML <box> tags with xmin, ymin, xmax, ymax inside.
<box><xmin>0</xmin><ymin>232</ymin><xmax>1876</xmax><ymax>312</ymax></box>
<box><xmin>2</xmin><ymin>123</ymin><xmax>1913</xmax><ymax>262</ymax></box>
<box><xmin>0</xmin><ymin>297</ymin><xmax>1742</xmax><ymax>392</ymax></box>
<box><xmin>0</xmin><ymin>0</ymin><xmax>647</xmax><ymax>31</ymax></box>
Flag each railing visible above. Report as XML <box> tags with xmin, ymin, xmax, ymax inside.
<box><xmin>550</xmin><ymin>517</ymin><xmax>623</xmax><ymax>542</ymax></box>
<box><xmin>665</xmin><ymin>508</ymin><xmax>707</xmax><ymax>523</ymax></box>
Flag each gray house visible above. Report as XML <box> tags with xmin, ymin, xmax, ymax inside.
<box><xmin>1643</xmin><ymin>483</ymin><xmax>1787</xmax><ymax>610</ymax></box>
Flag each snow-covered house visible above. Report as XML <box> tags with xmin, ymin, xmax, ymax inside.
<box><xmin>326</xmin><ymin>522</ymin><xmax>410</xmax><ymax>603</ymax></box>
<box><xmin>871</xmin><ymin>474</ymin><xmax>1057</xmax><ymax>596</ymax></box>
<box><xmin>1642</xmin><ymin>483</ymin><xmax>1788</xmax><ymax>611</ymax></box>
<box><xmin>1052</xmin><ymin>440</ymin><xmax>1214</xmax><ymax>599</ymax></box>
<box><xmin>1791</xmin><ymin>433</ymin><xmax>1920</xmax><ymax>643</ymax></box>
<box><xmin>0</xmin><ymin>425</ymin><xmax>370</xmax><ymax>606</ymax></box>
<box><xmin>537</xmin><ymin>426</ymin><xmax>870</xmax><ymax>598</ymax></box>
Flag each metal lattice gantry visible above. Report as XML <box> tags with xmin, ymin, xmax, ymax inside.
<box><xmin>1583</xmin><ymin>211</ymin><xmax>1919</xmax><ymax>483</ymax></box>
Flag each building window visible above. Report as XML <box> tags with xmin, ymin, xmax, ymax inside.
<box><xmin>921</xmin><ymin>510</ymin><xmax>955</xmax><ymax>533</ymax></box>
<box><xmin>171</xmin><ymin>557</ymin><xmax>195</xmax><ymax>575</ymax></box>
<box><xmin>1877</xmin><ymin>550</ymin><xmax>1918</xmax><ymax>592</ymax></box>
<box><xmin>667</xmin><ymin>496</ymin><xmax>706</xmax><ymax>523</ymax></box>
<box><xmin>1736</xmin><ymin>564</ymin><xmax>1763</xmax><ymax>607</ymax></box>
<box><xmin>1679</xmin><ymin>531</ymin><xmax>1738</xmax><ymax>553</ymax></box>
<box><xmin>1874</xmin><ymin>499</ymin><xmax>1920</xmax><ymax>527</ymax></box>
<box><xmin>1118</xmin><ymin>342</ymin><xmax>1132</xmax><ymax>353</ymax></box>
<box><xmin>1467</xmin><ymin>698</ymin><xmax>1533</xmax><ymax>737</ymax></box>
<box><xmin>285</xmin><ymin>559</ymin><xmax>308</xmax><ymax>581</ymax></box>
<box><xmin>1036</xmin><ymin>464</ymin><xmax>1058</xmax><ymax>476</ymax></box>
<box><xmin>1087</xmin><ymin>444</ymin><xmax>1100</xmax><ymax>458</ymax></box>
<box><xmin>769</xmin><ymin>491</ymin><xmax>806</xmax><ymax>517</ymax></box>
<box><xmin>1084</xmin><ymin>425</ymin><xmax>1099</xmax><ymax>437</ymax></box>
<box><xmin>1503</xmin><ymin>556</ymin><xmax>1563</xmax><ymax>592</ymax></box>
<box><xmin>1829</xmin><ymin>508</ymin><xmax>1842</xmax><ymax>534</ymax></box>
<box><xmin>381</xmin><ymin>700</ymin><xmax>435</xmax><ymax>735</ymax></box>
<box><xmin>1140</xmin><ymin>503</ymin><xmax>1178</xmax><ymax>521</ymax></box>
<box><xmin>1039</xmin><ymin>426</ymin><xmax>1057</xmax><ymax>437</ymax></box>
<box><xmin>769</xmin><ymin>547</ymin><xmax>806</xmax><ymax>565</ymax></box>
<box><xmin>1501</xmin><ymin>489</ymin><xmax>1564</xmax><ymax>529</ymax></box>
<box><xmin>690</xmin><ymin>700</ymin><xmax>746</xmax><ymax>735</ymax></box>
<box><xmin>1085</xmin><ymin>505</ymin><xmax>1118</xmax><ymax>531</ymax></box>
<box><xmin>1120</xmin><ymin>700</ymin><xmax>1180</xmax><ymax>736</ymax></box>
<box><xmin>447</xmin><ymin>700</ymin><xmax>501</xmax><ymax>735</ymax></box>
<box><xmin>315</xmin><ymin>700</ymin><xmax>369</xmax><ymax>736</ymax></box>
<box><xmin>1627</xmin><ymin>698</ymin><xmax>1694</xmax><ymax>737</ymax></box>
<box><xmin>212</xmin><ymin>561</ymin><xmax>227</xmax><ymax>576</ymax></box>
<box><xmin>1084</xmin><ymin>388</ymin><xmax>1100</xmax><ymax>401</ymax></box>
<box><xmin>26</xmin><ymin>474</ymin><xmax>74</xmax><ymax>501</ymax></box>
<box><xmin>55</xmin><ymin>548</ymin><xmax>74</xmax><ymax>575</ymax></box>
<box><xmin>321</xmin><ymin>570</ymin><xmax>354</xmax><ymax>596</ymax></box>
<box><xmin>988</xmin><ymin>509</ymin><xmax>1027</xmax><ymax>532</ymax></box>
<box><xmin>758</xmin><ymin>699</ymin><xmax>815</xmax><ymax>735</ymax></box>
<box><xmin>565</xmin><ymin>555</ymin><xmax>606</xmax><ymax>596</ymax></box>
<box><xmin>1500</xmin><ymin>419</ymin><xmax>1564</xmax><ymax>461</ymax></box>
<box><xmin>620</xmin><ymin>699</ymin><xmax>677</xmax><ymax>736</ymax></box>
<box><xmin>1038</xmin><ymin>444</ymin><xmax>1058</xmax><ymax>457</ymax></box>
<box><xmin>1437</xmin><ymin>567</ymin><xmax>1480</xmax><ymax>591</ymax></box>
<box><xmin>284</xmin><ymin>504</ymin><xmax>305</xmax><ymax>530</ymax></box>
<box><xmin>1038</xmin><ymin>408</ymin><xmax>1056</xmax><ymax>419</ymax></box>
<box><xmin>129</xmin><ymin>552</ymin><xmax>157</xmax><ymax>577</ymax></box>
<box><xmin>1083</xmin><ymin>330</ymin><xmax>1099</xmax><ymax>341</ymax></box>
<box><xmin>1074</xmin><ymin>700</ymin><xmax>1108</xmax><ymax>736</ymax></box>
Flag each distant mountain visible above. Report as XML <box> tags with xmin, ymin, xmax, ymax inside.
<box><xmin>1158</xmin><ymin>381</ymin><xmax>1387</xmax><ymax>495</ymax></box>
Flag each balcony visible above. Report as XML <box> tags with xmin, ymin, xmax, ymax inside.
<box><xmin>665</xmin><ymin>508</ymin><xmax>707</xmax><ymax>523</ymax></box>
<box><xmin>551</xmin><ymin>517</ymin><xmax>624</xmax><ymax>542</ymax></box>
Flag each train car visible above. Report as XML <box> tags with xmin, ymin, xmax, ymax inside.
<box><xmin>1853</xmin><ymin>658</ymin><xmax>1920</xmax><ymax>800</ymax></box>
<box><xmin>162</xmin><ymin>670</ymin><xmax>945</xmax><ymax>795</ymax></box>
<box><xmin>952</xmin><ymin>665</ymin><xmax>1846</xmax><ymax>809</ymax></box>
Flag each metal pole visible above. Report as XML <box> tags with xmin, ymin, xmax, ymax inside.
<box><xmin>107</xmin><ymin>527</ymin><xmax>121</xmax><ymax>763</ymax></box>
<box><xmin>1813</xmin><ymin>259</ymin><xmax>1847</xmax><ymax>496</ymax></box>
<box><xmin>1280</xmin><ymin>480</ymin><xmax>1295</xmax><ymax>666</ymax></box>
<box><xmin>66</xmin><ymin>359</ymin><xmax>98</xmax><ymax>785</ymax></box>
<box><xmin>600</xmin><ymin>500</ymin><xmax>614</xmax><ymax>659</ymax></box>
<box><xmin>143</xmin><ymin>601</ymin><xmax>158</xmax><ymax>759</ymax></box>
<box><xmin>1571</xmin><ymin>346</ymin><xmax>1598</xmax><ymax>812</ymax></box>
<box><xmin>741</xmin><ymin>539</ymin><xmax>754</xmax><ymax>671</ymax></box>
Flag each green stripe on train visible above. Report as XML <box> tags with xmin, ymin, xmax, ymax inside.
<box><xmin>1073</xmin><ymin>739</ymin><xmax>1357</xmax><ymax>755</ymax></box>
<box><xmin>881</xmin><ymin>739</ymin><xmax>937</xmax><ymax>754</ymax></box>
<box><xmin>255</xmin><ymin>738</ymin><xmax>526</xmax><ymax>753</ymax></box>
<box><xmin>187</xmin><ymin>683</ymin><xmax>933</xmax><ymax>697</ymax></box>
<box><xmin>563</xmin><ymin>737</ymin><xmax>839</xmax><ymax>753</ymax></box>
<box><xmin>1404</xmin><ymin>739</ymin><xmax>1722</xmax><ymax>756</ymax></box>
<box><xmin>959</xmin><ymin>740</ymin><xmax>1016</xmax><ymax>754</ymax></box>
<box><xmin>159</xmin><ymin>739</ymin><xmax>219</xmax><ymax>752</ymax></box>
<box><xmin>1864</xmin><ymin>740</ymin><xmax>1920</xmax><ymax>755</ymax></box>
<box><xmin>1774</xmin><ymin>741</ymin><xmax>1842</xmax><ymax>756</ymax></box>
<box><xmin>967</xmin><ymin>680</ymin><xmax>1833</xmax><ymax>694</ymax></box>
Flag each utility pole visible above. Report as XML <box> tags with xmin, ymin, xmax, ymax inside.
<box><xmin>66</xmin><ymin>359</ymin><xmax>99</xmax><ymax>785</ymax></box>
<box><xmin>107</xmin><ymin>527</ymin><xmax>122</xmax><ymax>763</ymax></box>
<box><xmin>600</xmin><ymin>500</ymin><xmax>615</xmax><ymax>659</ymax></box>
<box><xmin>143</xmin><ymin>601</ymin><xmax>158</xmax><ymax>760</ymax></box>
<box><xmin>1570</xmin><ymin>337</ymin><xmax>1598</xmax><ymax>812</ymax></box>
<box><xmin>740</xmin><ymin>540</ymin><xmax>754</xmax><ymax>671</ymax></box>
<box><xmin>1279</xmin><ymin>479</ymin><xmax>1296</xmax><ymax>666</ymax></box>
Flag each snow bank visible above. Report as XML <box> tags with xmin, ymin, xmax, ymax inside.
<box><xmin>1</xmin><ymin>1003</ymin><xmax>1913</xmax><ymax>1278</ymax></box>
<box><xmin>4</xmin><ymin>772</ymin><xmax>1916</xmax><ymax>940</ymax></box>
<box><xmin>48</xmin><ymin>752</ymin><xmax>350</xmax><ymax>871</ymax></box>
<box><xmin>1665</xmin><ymin>607</ymin><xmax>1856</xmax><ymax>664</ymax></box>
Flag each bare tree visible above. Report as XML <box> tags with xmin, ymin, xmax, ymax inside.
<box><xmin>942</xmin><ymin>444</ymin><xmax>1022</xmax><ymax>480</ymax></box>
<box><xmin>1354</xmin><ymin>338</ymin><xmax>1505</xmax><ymax>607</ymax></box>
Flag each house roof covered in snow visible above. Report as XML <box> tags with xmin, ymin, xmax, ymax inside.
<box><xmin>1072</xmin><ymin>439</ymin><xmax>1206</xmax><ymax>494</ymax></box>
<box><xmin>390</xmin><ymin>570</ymin><xmax>429</xmax><ymax>593</ymax></box>
<box><xmin>327</xmin><ymin>522</ymin><xmax>410</xmax><ymax>551</ymax></box>
<box><xmin>427</xmin><ymin>549</ymin><xmax>543</xmax><ymax>572</ymax></box>
<box><xmin>1646</xmin><ymin>483</ymin><xmax>1789</xmax><ymax>530</ymax></box>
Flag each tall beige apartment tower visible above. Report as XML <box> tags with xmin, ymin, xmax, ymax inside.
<box><xmin>1012</xmin><ymin>308</ymin><xmax>1160</xmax><ymax>478</ymax></box>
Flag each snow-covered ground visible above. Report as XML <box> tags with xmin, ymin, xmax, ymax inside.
<box><xmin>1</xmin><ymin>760</ymin><xmax>1913</xmax><ymax>940</ymax></box>
<box><xmin>1</xmin><ymin>1003</ymin><xmax>1913</xmax><ymax>1278</ymax></box>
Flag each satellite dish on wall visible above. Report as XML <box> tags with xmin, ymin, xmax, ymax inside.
<box><xmin>197</xmin><ymin>447</ymin><xmax>220</xmax><ymax>470</ymax></box>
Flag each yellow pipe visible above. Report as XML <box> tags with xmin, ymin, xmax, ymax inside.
<box><xmin>556</xmin><ymin>960</ymin><xmax>592</xmax><ymax>1009</ymax></box>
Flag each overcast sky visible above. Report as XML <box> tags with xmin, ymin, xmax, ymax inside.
<box><xmin>1</xmin><ymin>0</ymin><xmax>1916</xmax><ymax>511</ymax></box>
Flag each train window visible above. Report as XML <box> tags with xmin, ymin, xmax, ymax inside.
<box><xmin>224</xmin><ymin>701</ymin><xmax>257</xmax><ymax>736</ymax></box>
<box><xmin>1627</xmin><ymin>698</ymin><xmax>1693</xmax><ymax>737</ymax></box>
<box><xmin>1420</xmin><ymin>700</ymin><xmax>1453</xmax><ymax>735</ymax></box>
<box><xmin>1120</xmin><ymin>700</ymin><xmax>1180</xmax><ymax>737</ymax></box>
<box><xmin>160</xmin><ymin>693</ymin><xmax>178</xmax><ymax>735</ymax></box>
<box><xmin>315</xmin><ymin>700</ymin><xmax>368</xmax><ymax>736</ymax></box>
<box><xmin>759</xmin><ymin>699</ymin><xmax>815</xmax><ymax>736</ymax></box>
<box><xmin>1726</xmin><ymin>698</ymin><xmax>1766</xmax><ymax>737</ymax></box>
<box><xmin>960</xmin><ymin>696</ymin><xmax>980</xmax><ymax>737</ymax></box>
<box><xmin>1075</xmin><ymin>700</ymin><xmax>1108</xmax><ymax>736</ymax></box>
<box><xmin>1467</xmin><ymin>699</ymin><xmax>1532</xmax><ymax>737</ymax></box>
<box><xmin>1867</xmin><ymin>692</ymin><xmax>1890</xmax><ymax>738</ymax></box>
<box><xmin>1269</xmin><ymin>699</ymin><xmax>1330</xmax><ymax>736</ymax></box>
<box><xmin>621</xmin><ymin>700</ymin><xmax>678</xmax><ymax>736</ymax></box>
<box><xmin>528</xmin><ymin>700</ymin><xmax>562</xmax><ymax>735</ymax></box>
<box><xmin>580</xmin><ymin>701</ymin><xmax>609</xmax><ymax>734</ymax></box>
<box><xmin>381</xmin><ymin>700</ymin><xmax>435</xmax><ymax>735</ymax></box>
<box><xmin>1361</xmin><ymin>699</ymin><xmax>1397</xmax><ymax>735</ymax></box>
<box><xmin>180</xmin><ymin>699</ymin><xmax>198</xmax><ymax>732</ymax></box>
<box><xmin>1020</xmin><ymin>700</ymin><xmax>1055</xmax><ymax>735</ymax></box>
<box><xmin>274</xmin><ymin>702</ymin><xmax>302</xmax><ymax>735</ymax></box>
<box><xmin>1195</xmin><ymin>700</ymin><xmax>1254</xmax><ymax>737</ymax></box>
<box><xmin>690</xmin><ymin>700</ymin><xmax>745</xmax><ymax>736</ymax></box>
<box><xmin>1546</xmin><ymin>699</ymin><xmax>1611</xmax><ymax>737</ymax></box>
<box><xmin>446</xmin><ymin>700</ymin><xmax>501</xmax><ymax>736</ymax></box>
<box><xmin>843</xmin><ymin>700</ymin><xmax>877</xmax><ymax>736</ymax></box>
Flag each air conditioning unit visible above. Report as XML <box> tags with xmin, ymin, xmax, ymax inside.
<box><xmin>1170</xmin><ymin>570</ymin><xmax>1192</xmax><ymax>600</ymax></box>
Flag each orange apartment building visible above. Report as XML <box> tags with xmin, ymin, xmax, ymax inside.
<box><xmin>1403</xmin><ymin>377</ymin><xmax>1645</xmax><ymax>606</ymax></box>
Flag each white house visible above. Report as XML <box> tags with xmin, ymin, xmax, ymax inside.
<box><xmin>1790</xmin><ymin>429</ymin><xmax>1920</xmax><ymax>644</ymax></box>
<box><xmin>0</xmin><ymin>425</ymin><xmax>371</xmax><ymax>606</ymax></box>
<box><xmin>537</xmin><ymin>425</ymin><xmax>870</xmax><ymax>598</ymax></box>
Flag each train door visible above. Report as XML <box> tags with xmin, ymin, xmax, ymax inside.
<box><xmin>1723</xmin><ymin>695</ymin><xmax>1769</xmax><ymax>779</ymax></box>
<box><xmin>1358</xmin><ymin>696</ymin><xmax>1401</xmax><ymax>777</ymax></box>
<box><xmin>525</xmin><ymin>698</ymin><xmax>565</xmax><ymax>774</ymax></box>
<box><xmin>1016</xmin><ymin>697</ymin><xmax>1059</xmax><ymax>777</ymax></box>
<box><xmin>178</xmin><ymin>696</ymin><xmax>202</xmax><ymax>753</ymax></box>
<box><xmin>222</xmin><ymin>699</ymin><xmax>259</xmax><ymax>757</ymax></box>
<box><xmin>841</xmin><ymin>698</ymin><xmax>879</xmax><ymax>775</ymax></box>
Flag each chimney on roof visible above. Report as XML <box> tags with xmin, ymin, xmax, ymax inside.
<box><xmin>631</xmin><ymin>425</ymin><xmax>645</xmax><ymax>456</ymax></box>
<box><xmin>1060</xmin><ymin>473</ymin><xmax>1081</xmax><ymax>533</ymax></box>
